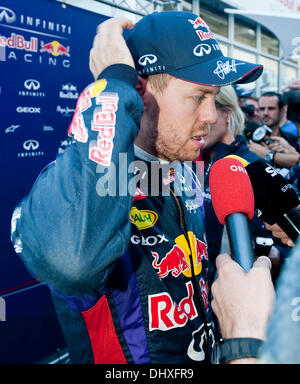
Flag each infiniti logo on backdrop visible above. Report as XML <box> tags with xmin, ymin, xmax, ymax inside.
<box><xmin>24</xmin><ymin>79</ymin><xmax>40</xmax><ymax>91</ymax></box>
<box><xmin>23</xmin><ymin>139</ymin><xmax>39</xmax><ymax>151</ymax></box>
<box><xmin>0</xmin><ymin>7</ymin><xmax>16</xmax><ymax>23</ymax></box>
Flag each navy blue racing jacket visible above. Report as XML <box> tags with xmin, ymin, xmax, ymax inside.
<box><xmin>11</xmin><ymin>65</ymin><xmax>215</xmax><ymax>364</ymax></box>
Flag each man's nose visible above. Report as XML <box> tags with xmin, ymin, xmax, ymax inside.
<box><xmin>198</xmin><ymin>98</ymin><xmax>217</xmax><ymax>125</ymax></box>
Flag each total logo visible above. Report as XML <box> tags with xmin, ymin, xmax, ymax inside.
<box><xmin>59</xmin><ymin>83</ymin><xmax>78</xmax><ymax>99</ymax></box>
<box><xmin>18</xmin><ymin>79</ymin><xmax>45</xmax><ymax>97</ymax></box>
<box><xmin>18</xmin><ymin>139</ymin><xmax>44</xmax><ymax>158</ymax></box>
<box><xmin>151</xmin><ymin>232</ymin><xmax>208</xmax><ymax>279</ymax></box>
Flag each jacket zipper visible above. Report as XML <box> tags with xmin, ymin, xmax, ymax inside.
<box><xmin>169</xmin><ymin>187</ymin><xmax>211</xmax><ymax>356</ymax></box>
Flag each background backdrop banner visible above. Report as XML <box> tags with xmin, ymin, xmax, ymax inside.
<box><xmin>0</xmin><ymin>0</ymin><xmax>108</xmax><ymax>363</ymax></box>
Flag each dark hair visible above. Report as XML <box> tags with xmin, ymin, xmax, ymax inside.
<box><xmin>260</xmin><ymin>91</ymin><xmax>285</xmax><ymax>109</ymax></box>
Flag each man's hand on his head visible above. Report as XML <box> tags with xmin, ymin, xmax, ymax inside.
<box><xmin>89</xmin><ymin>17</ymin><xmax>135</xmax><ymax>80</ymax></box>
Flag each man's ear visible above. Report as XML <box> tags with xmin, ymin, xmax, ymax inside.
<box><xmin>281</xmin><ymin>105</ymin><xmax>288</xmax><ymax>115</ymax></box>
<box><xmin>136</xmin><ymin>76</ymin><xmax>152</xmax><ymax>109</ymax></box>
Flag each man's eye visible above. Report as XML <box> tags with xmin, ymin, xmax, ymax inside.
<box><xmin>193</xmin><ymin>96</ymin><xmax>203</xmax><ymax>103</ymax></box>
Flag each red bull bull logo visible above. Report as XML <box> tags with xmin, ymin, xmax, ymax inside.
<box><xmin>151</xmin><ymin>232</ymin><xmax>207</xmax><ymax>279</ymax></box>
<box><xmin>151</xmin><ymin>245</ymin><xmax>190</xmax><ymax>278</ymax></box>
<box><xmin>188</xmin><ymin>16</ymin><xmax>209</xmax><ymax>30</ymax></box>
<box><xmin>196</xmin><ymin>238</ymin><xmax>208</xmax><ymax>265</ymax></box>
<box><xmin>40</xmin><ymin>40</ymin><xmax>70</xmax><ymax>57</ymax></box>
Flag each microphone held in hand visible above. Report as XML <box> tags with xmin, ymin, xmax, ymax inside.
<box><xmin>209</xmin><ymin>158</ymin><xmax>255</xmax><ymax>272</ymax></box>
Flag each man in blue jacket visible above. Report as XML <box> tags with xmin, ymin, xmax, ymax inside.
<box><xmin>11</xmin><ymin>12</ymin><xmax>272</xmax><ymax>364</ymax></box>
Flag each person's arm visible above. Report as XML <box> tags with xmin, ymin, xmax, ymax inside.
<box><xmin>272</xmin><ymin>152</ymin><xmax>299</xmax><ymax>168</ymax></box>
<box><xmin>268</xmin><ymin>136</ymin><xmax>298</xmax><ymax>155</ymax></box>
<box><xmin>11</xmin><ymin>18</ymin><xmax>142</xmax><ymax>297</ymax></box>
<box><xmin>248</xmin><ymin>140</ymin><xmax>299</xmax><ymax>168</ymax></box>
<box><xmin>211</xmin><ymin>254</ymin><xmax>275</xmax><ymax>364</ymax></box>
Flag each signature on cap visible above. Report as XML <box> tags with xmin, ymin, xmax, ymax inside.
<box><xmin>213</xmin><ymin>59</ymin><xmax>245</xmax><ymax>80</ymax></box>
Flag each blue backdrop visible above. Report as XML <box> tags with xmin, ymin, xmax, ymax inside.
<box><xmin>0</xmin><ymin>0</ymin><xmax>108</xmax><ymax>363</ymax></box>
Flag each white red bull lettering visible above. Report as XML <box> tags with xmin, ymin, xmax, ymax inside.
<box><xmin>77</xmin><ymin>92</ymin><xmax>92</xmax><ymax>114</ymax></box>
<box><xmin>148</xmin><ymin>281</ymin><xmax>198</xmax><ymax>331</ymax></box>
<box><xmin>89</xmin><ymin>92</ymin><xmax>119</xmax><ymax>167</ymax></box>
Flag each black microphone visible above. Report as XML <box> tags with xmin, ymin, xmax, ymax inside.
<box><xmin>240</xmin><ymin>159</ymin><xmax>300</xmax><ymax>243</ymax></box>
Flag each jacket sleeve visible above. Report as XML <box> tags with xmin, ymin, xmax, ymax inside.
<box><xmin>11</xmin><ymin>64</ymin><xmax>143</xmax><ymax>297</ymax></box>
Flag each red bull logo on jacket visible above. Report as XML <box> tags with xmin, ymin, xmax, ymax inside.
<box><xmin>148</xmin><ymin>281</ymin><xmax>198</xmax><ymax>331</ymax></box>
<box><xmin>151</xmin><ymin>232</ymin><xmax>207</xmax><ymax>279</ymax></box>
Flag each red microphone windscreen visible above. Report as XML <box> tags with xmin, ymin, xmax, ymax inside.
<box><xmin>209</xmin><ymin>158</ymin><xmax>255</xmax><ymax>225</ymax></box>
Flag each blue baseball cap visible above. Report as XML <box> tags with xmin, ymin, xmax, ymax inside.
<box><xmin>126</xmin><ymin>11</ymin><xmax>263</xmax><ymax>86</ymax></box>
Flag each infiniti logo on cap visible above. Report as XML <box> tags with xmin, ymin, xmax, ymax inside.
<box><xmin>193</xmin><ymin>44</ymin><xmax>211</xmax><ymax>57</ymax></box>
<box><xmin>138</xmin><ymin>54</ymin><xmax>157</xmax><ymax>66</ymax></box>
